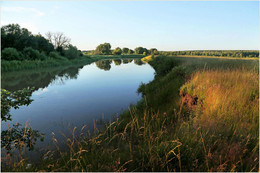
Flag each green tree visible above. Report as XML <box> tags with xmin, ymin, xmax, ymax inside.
<box><xmin>1</xmin><ymin>24</ymin><xmax>33</xmax><ymax>51</ymax></box>
<box><xmin>95</xmin><ymin>43</ymin><xmax>111</xmax><ymax>55</ymax></box>
<box><xmin>1</xmin><ymin>48</ymin><xmax>20</xmax><ymax>60</ymax></box>
<box><xmin>64</xmin><ymin>45</ymin><xmax>80</xmax><ymax>59</ymax></box>
<box><xmin>32</xmin><ymin>34</ymin><xmax>54</xmax><ymax>54</ymax></box>
<box><xmin>143</xmin><ymin>48</ymin><xmax>149</xmax><ymax>55</ymax></box>
<box><xmin>128</xmin><ymin>49</ymin><xmax>134</xmax><ymax>54</ymax></box>
<box><xmin>150</xmin><ymin>48</ymin><xmax>159</xmax><ymax>55</ymax></box>
<box><xmin>49</xmin><ymin>51</ymin><xmax>65</xmax><ymax>60</ymax></box>
<box><xmin>135</xmin><ymin>47</ymin><xmax>144</xmax><ymax>54</ymax></box>
<box><xmin>23</xmin><ymin>47</ymin><xmax>41</xmax><ymax>60</ymax></box>
<box><xmin>135</xmin><ymin>47</ymin><xmax>149</xmax><ymax>55</ymax></box>
<box><xmin>122</xmin><ymin>48</ymin><xmax>129</xmax><ymax>54</ymax></box>
<box><xmin>1</xmin><ymin>24</ymin><xmax>55</xmax><ymax>57</ymax></box>
<box><xmin>113</xmin><ymin>47</ymin><xmax>122</xmax><ymax>55</ymax></box>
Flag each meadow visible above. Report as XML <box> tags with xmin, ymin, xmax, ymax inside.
<box><xmin>2</xmin><ymin>55</ymin><xmax>258</xmax><ymax>172</ymax></box>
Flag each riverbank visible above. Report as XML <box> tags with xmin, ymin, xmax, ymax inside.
<box><xmin>2</xmin><ymin>55</ymin><xmax>259</xmax><ymax>172</ymax></box>
<box><xmin>1</xmin><ymin>55</ymin><xmax>145</xmax><ymax>72</ymax></box>
<box><xmin>172</xmin><ymin>55</ymin><xmax>259</xmax><ymax>60</ymax></box>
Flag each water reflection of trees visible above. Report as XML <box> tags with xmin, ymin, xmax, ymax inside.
<box><xmin>122</xmin><ymin>59</ymin><xmax>133</xmax><ymax>64</ymax></box>
<box><xmin>134</xmin><ymin>59</ymin><xmax>144</xmax><ymax>65</ymax></box>
<box><xmin>95</xmin><ymin>60</ymin><xmax>112</xmax><ymax>71</ymax></box>
<box><xmin>1</xmin><ymin>65</ymin><xmax>84</xmax><ymax>92</ymax></box>
<box><xmin>1</xmin><ymin>88</ymin><xmax>44</xmax><ymax>154</ymax></box>
<box><xmin>1</xmin><ymin>64</ymin><xmax>84</xmax><ymax>154</ymax></box>
<box><xmin>113</xmin><ymin>59</ymin><xmax>121</xmax><ymax>65</ymax></box>
<box><xmin>2</xmin><ymin>59</ymin><xmax>145</xmax><ymax>92</ymax></box>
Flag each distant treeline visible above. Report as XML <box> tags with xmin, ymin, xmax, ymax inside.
<box><xmin>159</xmin><ymin>50</ymin><xmax>259</xmax><ymax>58</ymax></box>
<box><xmin>83</xmin><ymin>43</ymin><xmax>159</xmax><ymax>56</ymax></box>
<box><xmin>1</xmin><ymin>24</ymin><xmax>83</xmax><ymax>61</ymax></box>
<box><xmin>2</xmin><ymin>23</ymin><xmax>258</xmax><ymax>64</ymax></box>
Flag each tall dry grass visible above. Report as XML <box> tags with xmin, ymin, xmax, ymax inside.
<box><xmin>179</xmin><ymin>68</ymin><xmax>259</xmax><ymax>171</ymax></box>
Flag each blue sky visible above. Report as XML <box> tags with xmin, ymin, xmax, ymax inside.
<box><xmin>1</xmin><ymin>1</ymin><xmax>259</xmax><ymax>51</ymax></box>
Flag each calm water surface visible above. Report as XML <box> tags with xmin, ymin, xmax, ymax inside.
<box><xmin>1</xmin><ymin>59</ymin><xmax>155</xmax><ymax>147</ymax></box>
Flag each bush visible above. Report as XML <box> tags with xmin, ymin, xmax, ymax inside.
<box><xmin>64</xmin><ymin>45</ymin><xmax>79</xmax><ymax>59</ymax></box>
<box><xmin>1</xmin><ymin>48</ymin><xmax>20</xmax><ymax>60</ymax></box>
<box><xmin>49</xmin><ymin>51</ymin><xmax>66</xmax><ymax>60</ymax></box>
<box><xmin>39</xmin><ymin>52</ymin><xmax>48</xmax><ymax>60</ymax></box>
<box><xmin>23</xmin><ymin>47</ymin><xmax>40</xmax><ymax>60</ymax></box>
<box><xmin>149</xmin><ymin>56</ymin><xmax>180</xmax><ymax>76</ymax></box>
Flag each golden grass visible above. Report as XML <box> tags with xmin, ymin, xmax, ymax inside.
<box><xmin>178</xmin><ymin>68</ymin><xmax>259</xmax><ymax>171</ymax></box>
<box><xmin>141</xmin><ymin>55</ymin><xmax>155</xmax><ymax>62</ymax></box>
<box><xmin>180</xmin><ymin>68</ymin><xmax>259</xmax><ymax>134</ymax></box>
<box><xmin>173</xmin><ymin>55</ymin><xmax>259</xmax><ymax>60</ymax></box>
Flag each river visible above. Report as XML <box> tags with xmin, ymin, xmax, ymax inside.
<box><xmin>1</xmin><ymin>59</ymin><xmax>155</xmax><ymax>153</ymax></box>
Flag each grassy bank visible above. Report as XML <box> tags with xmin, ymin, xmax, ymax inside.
<box><xmin>2</xmin><ymin>56</ymin><xmax>259</xmax><ymax>172</ymax></box>
<box><xmin>1</xmin><ymin>55</ymin><xmax>144</xmax><ymax>72</ymax></box>
<box><xmin>1</xmin><ymin>56</ymin><xmax>95</xmax><ymax>72</ymax></box>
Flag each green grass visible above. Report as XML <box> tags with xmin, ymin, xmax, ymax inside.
<box><xmin>2</xmin><ymin>55</ymin><xmax>259</xmax><ymax>172</ymax></box>
<box><xmin>1</xmin><ymin>55</ymin><xmax>144</xmax><ymax>72</ymax></box>
<box><xmin>1</xmin><ymin>56</ymin><xmax>95</xmax><ymax>72</ymax></box>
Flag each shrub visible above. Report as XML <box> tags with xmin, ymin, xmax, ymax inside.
<box><xmin>1</xmin><ymin>48</ymin><xmax>20</xmax><ymax>60</ymax></box>
<box><xmin>49</xmin><ymin>51</ymin><xmax>66</xmax><ymax>60</ymax></box>
<box><xmin>23</xmin><ymin>47</ymin><xmax>40</xmax><ymax>60</ymax></box>
<box><xmin>39</xmin><ymin>52</ymin><xmax>48</xmax><ymax>60</ymax></box>
<box><xmin>64</xmin><ymin>45</ymin><xmax>79</xmax><ymax>59</ymax></box>
<box><xmin>149</xmin><ymin>56</ymin><xmax>180</xmax><ymax>76</ymax></box>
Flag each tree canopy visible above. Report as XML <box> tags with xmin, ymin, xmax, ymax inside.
<box><xmin>1</xmin><ymin>23</ymin><xmax>82</xmax><ymax>61</ymax></box>
<box><xmin>122</xmin><ymin>48</ymin><xmax>129</xmax><ymax>54</ymax></box>
<box><xmin>113</xmin><ymin>47</ymin><xmax>122</xmax><ymax>55</ymax></box>
<box><xmin>134</xmin><ymin>47</ymin><xmax>149</xmax><ymax>55</ymax></box>
<box><xmin>150</xmin><ymin>48</ymin><xmax>159</xmax><ymax>55</ymax></box>
<box><xmin>94</xmin><ymin>43</ymin><xmax>111</xmax><ymax>55</ymax></box>
<box><xmin>1</xmin><ymin>24</ymin><xmax>54</xmax><ymax>53</ymax></box>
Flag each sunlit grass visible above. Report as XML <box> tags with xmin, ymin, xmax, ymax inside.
<box><xmin>178</xmin><ymin>68</ymin><xmax>259</xmax><ymax>171</ymax></box>
<box><xmin>141</xmin><ymin>55</ymin><xmax>155</xmax><ymax>62</ymax></box>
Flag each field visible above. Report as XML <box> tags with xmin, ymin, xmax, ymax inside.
<box><xmin>2</xmin><ymin>55</ymin><xmax>258</xmax><ymax>172</ymax></box>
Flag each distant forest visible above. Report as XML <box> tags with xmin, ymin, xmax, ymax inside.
<box><xmin>160</xmin><ymin>50</ymin><xmax>259</xmax><ymax>58</ymax></box>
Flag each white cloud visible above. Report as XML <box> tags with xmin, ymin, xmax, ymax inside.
<box><xmin>2</xmin><ymin>7</ymin><xmax>45</xmax><ymax>17</ymax></box>
<box><xmin>34</xmin><ymin>88</ymin><xmax>48</xmax><ymax>96</ymax></box>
